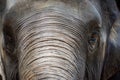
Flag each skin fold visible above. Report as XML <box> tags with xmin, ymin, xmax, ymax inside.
<box><xmin>0</xmin><ymin>16</ymin><xmax>6</xmax><ymax>80</ymax></box>
<box><xmin>0</xmin><ymin>0</ymin><xmax>120</xmax><ymax>80</ymax></box>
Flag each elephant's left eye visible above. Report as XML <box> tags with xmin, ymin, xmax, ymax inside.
<box><xmin>88</xmin><ymin>30</ymin><xmax>100</xmax><ymax>53</ymax></box>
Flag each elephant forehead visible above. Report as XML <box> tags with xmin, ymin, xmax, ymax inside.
<box><xmin>5</xmin><ymin>0</ymin><xmax>101</xmax><ymax>28</ymax></box>
<box><xmin>33</xmin><ymin>0</ymin><xmax>82</xmax><ymax>9</ymax></box>
<box><xmin>32</xmin><ymin>0</ymin><xmax>102</xmax><ymax>24</ymax></box>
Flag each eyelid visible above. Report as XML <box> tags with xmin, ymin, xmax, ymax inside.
<box><xmin>90</xmin><ymin>38</ymin><xmax>96</xmax><ymax>42</ymax></box>
<box><xmin>86</xmin><ymin>19</ymin><xmax>101</xmax><ymax>32</ymax></box>
<box><xmin>92</xmin><ymin>31</ymin><xmax>99</xmax><ymax>34</ymax></box>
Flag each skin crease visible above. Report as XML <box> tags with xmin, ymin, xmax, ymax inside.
<box><xmin>0</xmin><ymin>0</ymin><xmax>6</xmax><ymax>80</ymax></box>
<box><xmin>0</xmin><ymin>15</ymin><xmax>5</xmax><ymax>80</ymax></box>
<box><xmin>0</xmin><ymin>0</ymin><xmax>120</xmax><ymax>80</ymax></box>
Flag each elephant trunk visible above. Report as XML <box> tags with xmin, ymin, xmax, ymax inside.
<box><xmin>16</xmin><ymin>10</ymin><xmax>86</xmax><ymax>80</ymax></box>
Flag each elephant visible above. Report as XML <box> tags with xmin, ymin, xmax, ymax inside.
<box><xmin>108</xmin><ymin>72</ymin><xmax>120</xmax><ymax>80</ymax></box>
<box><xmin>0</xmin><ymin>0</ymin><xmax>120</xmax><ymax>80</ymax></box>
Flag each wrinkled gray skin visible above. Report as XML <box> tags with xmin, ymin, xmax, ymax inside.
<box><xmin>0</xmin><ymin>0</ymin><xmax>120</xmax><ymax>80</ymax></box>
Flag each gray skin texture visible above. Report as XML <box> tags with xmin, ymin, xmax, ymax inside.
<box><xmin>0</xmin><ymin>0</ymin><xmax>6</xmax><ymax>80</ymax></box>
<box><xmin>0</xmin><ymin>0</ymin><xmax>120</xmax><ymax>80</ymax></box>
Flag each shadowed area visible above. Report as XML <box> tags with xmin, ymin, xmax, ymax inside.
<box><xmin>116</xmin><ymin>0</ymin><xmax>120</xmax><ymax>10</ymax></box>
<box><xmin>109</xmin><ymin>72</ymin><xmax>120</xmax><ymax>80</ymax></box>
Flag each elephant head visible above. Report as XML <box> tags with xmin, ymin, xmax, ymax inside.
<box><xmin>0</xmin><ymin>0</ymin><xmax>120</xmax><ymax>80</ymax></box>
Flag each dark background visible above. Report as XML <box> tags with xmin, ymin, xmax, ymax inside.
<box><xmin>116</xmin><ymin>0</ymin><xmax>120</xmax><ymax>10</ymax></box>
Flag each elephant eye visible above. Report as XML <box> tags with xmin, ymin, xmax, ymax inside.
<box><xmin>88</xmin><ymin>30</ymin><xmax>100</xmax><ymax>53</ymax></box>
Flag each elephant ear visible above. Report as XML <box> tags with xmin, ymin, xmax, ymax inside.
<box><xmin>102</xmin><ymin>15</ymin><xmax>120</xmax><ymax>80</ymax></box>
<box><xmin>101</xmin><ymin>0</ymin><xmax>120</xmax><ymax>79</ymax></box>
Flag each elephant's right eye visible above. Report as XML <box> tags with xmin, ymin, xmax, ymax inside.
<box><xmin>88</xmin><ymin>29</ymin><xmax>100</xmax><ymax>54</ymax></box>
